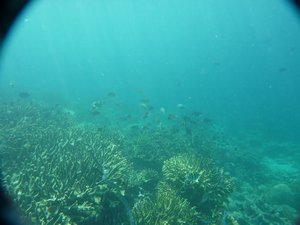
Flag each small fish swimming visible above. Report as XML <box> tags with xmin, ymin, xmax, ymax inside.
<box><xmin>92</xmin><ymin>100</ymin><xmax>105</xmax><ymax>108</ymax></box>
<box><xmin>91</xmin><ymin>110</ymin><xmax>100</xmax><ymax>116</ymax></box>
<box><xmin>107</xmin><ymin>92</ymin><xmax>116</xmax><ymax>97</ymax></box>
<box><xmin>160</xmin><ymin>107</ymin><xmax>166</xmax><ymax>114</ymax></box>
<box><xmin>167</xmin><ymin>113</ymin><xmax>177</xmax><ymax>120</ymax></box>
<box><xmin>9</xmin><ymin>81</ymin><xmax>15</xmax><ymax>88</ymax></box>
<box><xmin>18</xmin><ymin>92</ymin><xmax>30</xmax><ymax>98</ymax></box>
<box><xmin>176</xmin><ymin>103</ymin><xmax>185</xmax><ymax>109</ymax></box>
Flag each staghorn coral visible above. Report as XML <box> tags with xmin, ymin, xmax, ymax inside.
<box><xmin>4</xmin><ymin>128</ymin><xmax>132</xmax><ymax>224</ymax></box>
<box><xmin>128</xmin><ymin>169</ymin><xmax>160</xmax><ymax>200</ymax></box>
<box><xmin>0</xmin><ymin>101</ymin><xmax>74</xmax><ymax>163</ymax></box>
<box><xmin>1</xmin><ymin>102</ymin><xmax>132</xmax><ymax>224</ymax></box>
<box><xmin>132</xmin><ymin>182</ymin><xmax>200</xmax><ymax>225</ymax></box>
<box><xmin>162</xmin><ymin>154</ymin><xmax>233</xmax><ymax>224</ymax></box>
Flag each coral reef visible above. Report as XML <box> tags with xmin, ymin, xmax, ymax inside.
<box><xmin>263</xmin><ymin>183</ymin><xmax>295</xmax><ymax>206</ymax></box>
<box><xmin>1</xmin><ymin>100</ymin><xmax>297</xmax><ymax>224</ymax></box>
<box><xmin>122</xmin><ymin>113</ymin><xmax>219</xmax><ymax>171</ymax></box>
<box><xmin>123</xmin><ymin>127</ymin><xmax>194</xmax><ymax>169</ymax></box>
<box><xmin>227</xmin><ymin>182</ymin><xmax>297</xmax><ymax>225</ymax></box>
<box><xmin>128</xmin><ymin>168</ymin><xmax>160</xmax><ymax>199</ymax></box>
<box><xmin>3</xmin><ymin>127</ymin><xmax>132</xmax><ymax>224</ymax></box>
<box><xmin>0</xmin><ymin>102</ymin><xmax>132</xmax><ymax>224</ymax></box>
<box><xmin>162</xmin><ymin>154</ymin><xmax>233</xmax><ymax>223</ymax></box>
<box><xmin>132</xmin><ymin>182</ymin><xmax>200</xmax><ymax>225</ymax></box>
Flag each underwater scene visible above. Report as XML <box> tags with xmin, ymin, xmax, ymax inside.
<box><xmin>0</xmin><ymin>0</ymin><xmax>300</xmax><ymax>224</ymax></box>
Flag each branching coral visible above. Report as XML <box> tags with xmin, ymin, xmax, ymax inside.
<box><xmin>162</xmin><ymin>154</ymin><xmax>233</xmax><ymax>223</ymax></box>
<box><xmin>128</xmin><ymin>168</ymin><xmax>160</xmax><ymax>200</ymax></box>
<box><xmin>133</xmin><ymin>182</ymin><xmax>200</xmax><ymax>225</ymax></box>
<box><xmin>1</xmin><ymin>102</ymin><xmax>132</xmax><ymax>224</ymax></box>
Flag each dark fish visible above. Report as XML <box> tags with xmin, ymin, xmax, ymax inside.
<box><xmin>129</xmin><ymin>124</ymin><xmax>140</xmax><ymax>130</ymax></box>
<box><xmin>91</xmin><ymin>110</ymin><xmax>100</xmax><ymax>116</ymax></box>
<box><xmin>192</xmin><ymin>111</ymin><xmax>202</xmax><ymax>117</ymax></box>
<box><xmin>278</xmin><ymin>67</ymin><xmax>287</xmax><ymax>73</ymax></box>
<box><xmin>120</xmin><ymin>114</ymin><xmax>131</xmax><ymax>121</ymax></box>
<box><xmin>97</xmin><ymin>127</ymin><xmax>104</xmax><ymax>132</ymax></box>
<box><xmin>167</xmin><ymin>113</ymin><xmax>177</xmax><ymax>120</ymax></box>
<box><xmin>140</xmin><ymin>98</ymin><xmax>150</xmax><ymax>103</ymax></box>
<box><xmin>136</xmin><ymin>89</ymin><xmax>144</xmax><ymax>95</ymax></box>
<box><xmin>147</xmin><ymin>105</ymin><xmax>154</xmax><ymax>111</ymax></box>
<box><xmin>114</xmin><ymin>102</ymin><xmax>121</xmax><ymax>107</ymax></box>
<box><xmin>18</xmin><ymin>92</ymin><xmax>30</xmax><ymax>98</ymax></box>
<box><xmin>107</xmin><ymin>92</ymin><xmax>116</xmax><ymax>97</ymax></box>
<box><xmin>185</xmin><ymin>127</ymin><xmax>192</xmax><ymax>135</ymax></box>
<box><xmin>213</xmin><ymin>61</ymin><xmax>221</xmax><ymax>66</ymax></box>
<box><xmin>92</xmin><ymin>100</ymin><xmax>105</xmax><ymax>108</ymax></box>
<box><xmin>295</xmin><ymin>217</ymin><xmax>300</xmax><ymax>225</ymax></box>
<box><xmin>203</xmin><ymin>118</ymin><xmax>213</xmax><ymax>124</ymax></box>
<box><xmin>289</xmin><ymin>46</ymin><xmax>296</xmax><ymax>53</ymax></box>
<box><xmin>263</xmin><ymin>37</ymin><xmax>272</xmax><ymax>43</ymax></box>
<box><xmin>143</xmin><ymin>112</ymin><xmax>149</xmax><ymax>119</ymax></box>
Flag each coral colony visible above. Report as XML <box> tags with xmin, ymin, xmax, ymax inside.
<box><xmin>0</xmin><ymin>100</ymin><xmax>297</xmax><ymax>224</ymax></box>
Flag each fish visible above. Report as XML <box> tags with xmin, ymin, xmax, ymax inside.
<box><xmin>192</xmin><ymin>111</ymin><xmax>202</xmax><ymax>117</ymax></box>
<box><xmin>107</xmin><ymin>92</ymin><xmax>116</xmax><ymax>97</ymax></box>
<box><xmin>140</xmin><ymin>103</ymin><xmax>154</xmax><ymax>111</ymax></box>
<box><xmin>213</xmin><ymin>61</ymin><xmax>221</xmax><ymax>66</ymax></box>
<box><xmin>62</xmin><ymin>108</ymin><xmax>75</xmax><ymax>116</ymax></box>
<box><xmin>9</xmin><ymin>81</ymin><xmax>15</xmax><ymax>88</ymax></box>
<box><xmin>140</xmin><ymin>103</ymin><xmax>148</xmax><ymax>109</ymax></box>
<box><xmin>120</xmin><ymin>114</ymin><xmax>132</xmax><ymax>121</ymax></box>
<box><xmin>278</xmin><ymin>67</ymin><xmax>287</xmax><ymax>73</ymax></box>
<box><xmin>143</xmin><ymin>112</ymin><xmax>149</xmax><ymax>119</ymax></box>
<box><xmin>18</xmin><ymin>92</ymin><xmax>30</xmax><ymax>98</ymax></box>
<box><xmin>92</xmin><ymin>100</ymin><xmax>105</xmax><ymax>108</ymax></box>
<box><xmin>167</xmin><ymin>113</ymin><xmax>177</xmax><ymax>120</ymax></box>
<box><xmin>160</xmin><ymin>107</ymin><xmax>166</xmax><ymax>114</ymax></box>
<box><xmin>147</xmin><ymin>105</ymin><xmax>154</xmax><ymax>111</ymax></box>
<box><xmin>176</xmin><ymin>103</ymin><xmax>185</xmax><ymax>109</ymax></box>
<box><xmin>203</xmin><ymin>118</ymin><xmax>213</xmax><ymax>124</ymax></box>
<box><xmin>140</xmin><ymin>98</ymin><xmax>150</xmax><ymax>103</ymax></box>
<box><xmin>91</xmin><ymin>110</ymin><xmax>100</xmax><ymax>116</ymax></box>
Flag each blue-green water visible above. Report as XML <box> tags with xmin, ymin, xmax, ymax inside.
<box><xmin>0</xmin><ymin>0</ymin><xmax>300</xmax><ymax>224</ymax></box>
